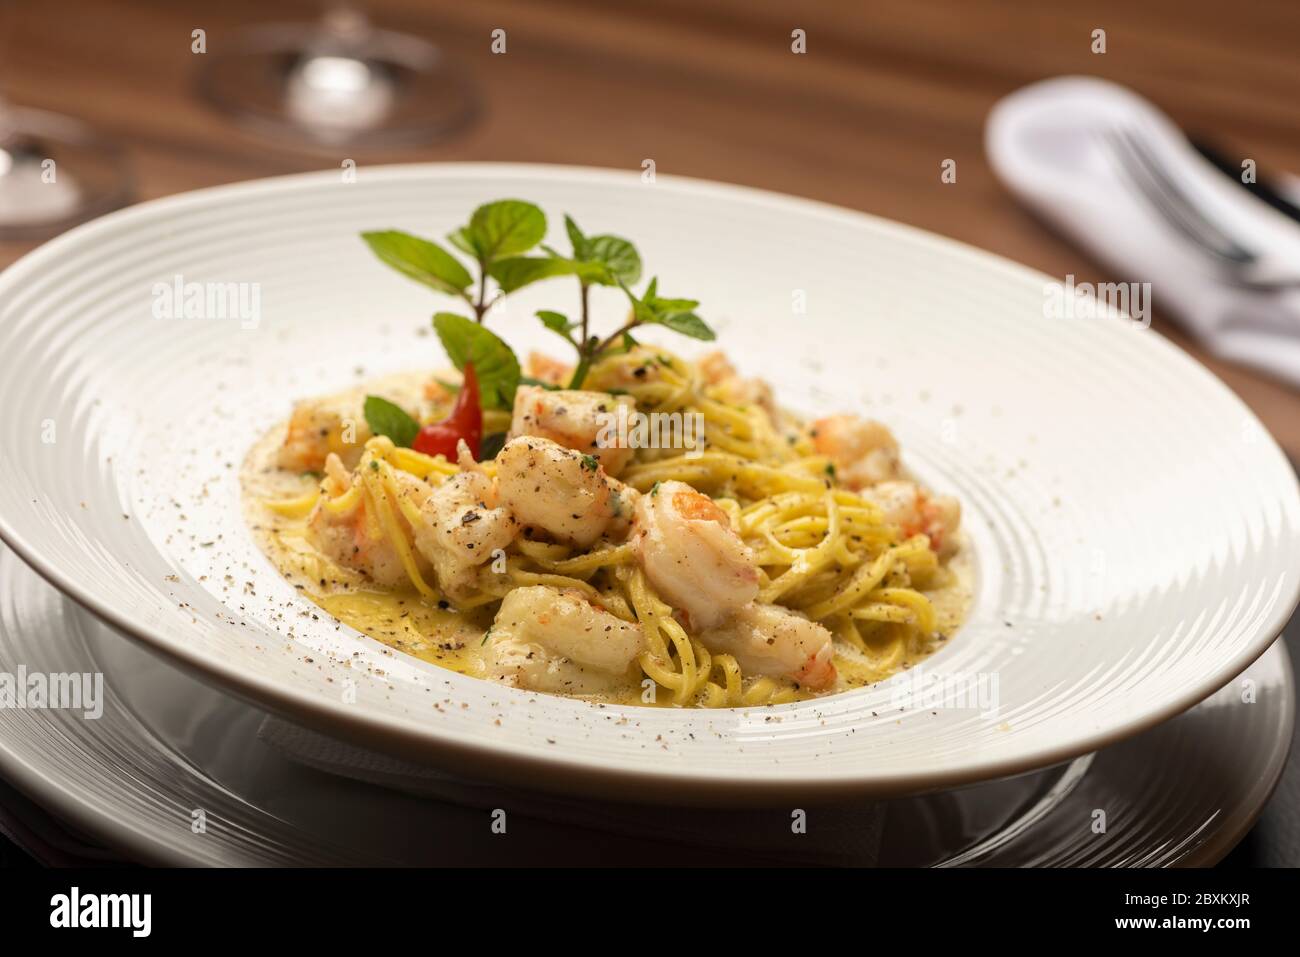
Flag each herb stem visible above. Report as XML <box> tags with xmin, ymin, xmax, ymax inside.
<box><xmin>578</xmin><ymin>283</ymin><xmax>591</xmax><ymax>345</ymax></box>
<box><xmin>473</xmin><ymin>257</ymin><xmax>490</xmax><ymax>322</ymax></box>
<box><xmin>562</xmin><ymin>283</ymin><xmax>597</xmax><ymax>388</ymax></box>
<box><xmin>567</xmin><ymin>337</ymin><xmax>597</xmax><ymax>389</ymax></box>
<box><xmin>595</xmin><ymin>316</ymin><xmax>641</xmax><ymax>356</ymax></box>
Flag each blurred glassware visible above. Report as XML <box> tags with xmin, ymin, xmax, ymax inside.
<box><xmin>196</xmin><ymin>4</ymin><xmax>479</xmax><ymax>149</ymax></box>
<box><xmin>0</xmin><ymin>17</ymin><xmax>132</xmax><ymax>241</ymax></box>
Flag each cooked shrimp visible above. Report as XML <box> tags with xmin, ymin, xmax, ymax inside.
<box><xmin>508</xmin><ymin>385</ymin><xmax>636</xmax><ymax>476</ymax></box>
<box><xmin>810</xmin><ymin>414</ymin><xmax>902</xmax><ymax>489</ymax></box>
<box><xmin>714</xmin><ymin>377</ymin><xmax>779</xmax><ymax>425</ymax></box>
<box><xmin>864</xmin><ymin>479</ymin><xmax>961</xmax><ymax>557</ymax></box>
<box><xmin>524</xmin><ymin>351</ymin><xmax>572</xmax><ymax>387</ymax></box>
<box><xmin>698</xmin><ymin>350</ymin><xmax>739</xmax><ymax>385</ymax></box>
<box><xmin>279</xmin><ymin>377</ymin><xmax>429</xmax><ymax>473</ymax></box>
<box><xmin>306</xmin><ymin>452</ymin><xmax>426</xmax><ymax>587</ymax></box>
<box><xmin>605</xmin><ymin>480</ymin><xmax>641</xmax><ymax>539</ymax></box>
<box><xmin>412</xmin><ymin>443</ymin><xmax>517</xmax><ymax>598</ymax></box>
<box><xmin>632</xmin><ymin>480</ymin><xmax>759</xmax><ymax>629</ymax></box>
<box><xmin>278</xmin><ymin>396</ymin><xmax>371</xmax><ymax>472</ymax></box>
<box><xmin>699</xmin><ymin>602</ymin><xmax>837</xmax><ymax>690</ymax></box>
<box><xmin>699</xmin><ymin>350</ymin><xmax>779</xmax><ymax>423</ymax></box>
<box><xmin>495</xmin><ymin>436</ymin><xmax>623</xmax><ymax>547</ymax></box>
<box><xmin>486</xmin><ymin>585</ymin><xmax>644</xmax><ymax>694</ymax></box>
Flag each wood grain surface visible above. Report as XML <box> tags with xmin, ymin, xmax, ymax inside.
<box><xmin>2</xmin><ymin>0</ymin><xmax>1298</xmax><ymax>453</ymax></box>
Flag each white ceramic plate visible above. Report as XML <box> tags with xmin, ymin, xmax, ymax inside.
<box><xmin>0</xmin><ymin>164</ymin><xmax>1296</xmax><ymax>803</ymax></box>
<box><xmin>2</xmin><ymin>544</ymin><xmax>1294</xmax><ymax>865</ymax></box>
<box><xmin>0</xmin><ymin>545</ymin><xmax>1293</xmax><ymax>866</ymax></box>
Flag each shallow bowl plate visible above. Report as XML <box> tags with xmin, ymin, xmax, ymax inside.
<box><xmin>0</xmin><ymin>164</ymin><xmax>1296</xmax><ymax>803</ymax></box>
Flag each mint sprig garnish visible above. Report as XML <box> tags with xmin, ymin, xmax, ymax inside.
<box><xmin>432</xmin><ymin>313</ymin><xmax>520</xmax><ymax>411</ymax></box>
<box><xmin>465</xmin><ymin>200</ymin><xmax>547</xmax><ymax>261</ymax></box>
<box><xmin>361</xmin><ymin>199</ymin><xmax>716</xmax><ymax>395</ymax></box>
<box><xmin>363</xmin><ymin>396</ymin><xmax>420</xmax><ymax>448</ymax></box>
<box><xmin>360</xmin><ymin>231</ymin><xmax>473</xmax><ymax>297</ymax></box>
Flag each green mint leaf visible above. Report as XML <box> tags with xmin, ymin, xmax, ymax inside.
<box><xmin>488</xmin><ymin>256</ymin><xmax>606</xmax><ymax>293</ymax></box>
<box><xmin>648</xmin><ymin>295</ymin><xmax>699</xmax><ymax>312</ymax></box>
<box><xmin>564</xmin><ymin>215</ymin><xmax>590</xmax><ymax>260</ymax></box>
<box><xmin>585</xmin><ymin>235</ymin><xmax>642</xmax><ymax>285</ymax></box>
<box><xmin>562</xmin><ymin>215</ymin><xmax>640</xmax><ymax>286</ymax></box>
<box><xmin>535</xmin><ymin>310</ymin><xmax>580</xmax><ymax>348</ymax></box>
<box><xmin>361</xmin><ymin>230</ymin><xmax>473</xmax><ymax>295</ymax></box>
<box><xmin>626</xmin><ymin>287</ymin><xmax>659</xmax><ymax>326</ymax></box>
<box><xmin>447</xmin><ymin>227</ymin><xmax>478</xmax><ymax>257</ymax></box>
<box><xmin>536</xmin><ymin>309</ymin><xmax>572</xmax><ymax>334</ymax></box>
<box><xmin>363</xmin><ymin>395</ymin><xmax>420</xmax><ymax>448</ymax></box>
<box><xmin>467</xmin><ymin>200</ymin><xmax>546</xmax><ymax>261</ymax></box>
<box><xmin>620</xmin><ymin>277</ymin><xmax>715</xmax><ymax>342</ymax></box>
<box><xmin>655</xmin><ymin>310</ymin><xmax>716</xmax><ymax>341</ymax></box>
<box><xmin>432</xmin><ymin>312</ymin><xmax>521</xmax><ymax>411</ymax></box>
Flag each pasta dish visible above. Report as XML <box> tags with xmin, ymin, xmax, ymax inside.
<box><xmin>241</xmin><ymin>199</ymin><xmax>970</xmax><ymax>708</ymax></box>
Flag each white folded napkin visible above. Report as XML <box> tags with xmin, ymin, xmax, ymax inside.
<box><xmin>986</xmin><ymin>75</ymin><xmax>1300</xmax><ymax>387</ymax></box>
<box><xmin>257</xmin><ymin>716</ymin><xmax>885</xmax><ymax>865</ymax></box>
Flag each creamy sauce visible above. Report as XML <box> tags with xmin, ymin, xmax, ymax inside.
<box><xmin>242</xmin><ymin>422</ymin><xmax>497</xmax><ymax>680</ymax></box>
<box><xmin>833</xmin><ymin>547</ymin><xmax>973</xmax><ymax>690</ymax></box>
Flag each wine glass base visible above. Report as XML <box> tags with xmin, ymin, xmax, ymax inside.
<box><xmin>196</xmin><ymin>22</ymin><xmax>480</xmax><ymax>150</ymax></box>
<box><xmin>0</xmin><ymin>107</ymin><xmax>132</xmax><ymax>241</ymax></box>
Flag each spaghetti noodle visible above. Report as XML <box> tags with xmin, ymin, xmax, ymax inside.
<box><xmin>242</xmin><ymin>348</ymin><xmax>970</xmax><ymax>708</ymax></box>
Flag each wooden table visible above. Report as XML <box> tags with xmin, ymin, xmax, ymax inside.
<box><xmin>3</xmin><ymin>0</ymin><xmax>1297</xmax><ymax>453</ymax></box>
<box><xmin>1</xmin><ymin>0</ymin><xmax>1298</xmax><ymax>868</ymax></box>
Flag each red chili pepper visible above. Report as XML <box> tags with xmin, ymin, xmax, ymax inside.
<box><xmin>413</xmin><ymin>362</ymin><xmax>482</xmax><ymax>460</ymax></box>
